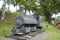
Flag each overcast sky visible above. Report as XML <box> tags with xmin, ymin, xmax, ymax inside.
<box><xmin>0</xmin><ymin>1</ymin><xmax>19</xmax><ymax>12</ymax></box>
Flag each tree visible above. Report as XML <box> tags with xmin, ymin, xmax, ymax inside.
<box><xmin>6</xmin><ymin>0</ymin><xmax>11</xmax><ymax>11</ymax></box>
<box><xmin>1</xmin><ymin>0</ymin><xmax>6</xmax><ymax>20</ymax></box>
<box><xmin>12</xmin><ymin>0</ymin><xmax>37</xmax><ymax>14</ymax></box>
<box><xmin>24</xmin><ymin>0</ymin><xmax>36</xmax><ymax>14</ymax></box>
<box><xmin>39</xmin><ymin>0</ymin><xmax>60</xmax><ymax>23</ymax></box>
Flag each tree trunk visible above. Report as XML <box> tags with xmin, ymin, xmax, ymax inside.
<box><xmin>1</xmin><ymin>11</ymin><xmax>5</xmax><ymax>20</ymax></box>
<box><xmin>8</xmin><ymin>4</ymin><xmax>10</xmax><ymax>11</ymax></box>
<box><xmin>1</xmin><ymin>0</ymin><xmax>6</xmax><ymax>20</ymax></box>
<box><xmin>46</xmin><ymin>21</ymin><xmax>48</xmax><ymax>27</ymax></box>
<box><xmin>8</xmin><ymin>0</ymin><xmax>11</xmax><ymax>11</ymax></box>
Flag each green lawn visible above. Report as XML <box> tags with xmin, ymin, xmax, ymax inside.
<box><xmin>43</xmin><ymin>22</ymin><xmax>60</xmax><ymax>40</ymax></box>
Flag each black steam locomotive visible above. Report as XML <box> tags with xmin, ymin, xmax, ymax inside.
<box><xmin>12</xmin><ymin>14</ymin><xmax>43</xmax><ymax>35</ymax></box>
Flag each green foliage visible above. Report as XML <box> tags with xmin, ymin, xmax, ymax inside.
<box><xmin>43</xmin><ymin>22</ymin><xmax>57</xmax><ymax>31</ymax></box>
<box><xmin>39</xmin><ymin>0</ymin><xmax>60</xmax><ymax>23</ymax></box>
<box><xmin>0</xmin><ymin>11</ymin><xmax>20</xmax><ymax>37</ymax></box>
<box><xmin>6</xmin><ymin>0</ymin><xmax>60</xmax><ymax>23</ymax></box>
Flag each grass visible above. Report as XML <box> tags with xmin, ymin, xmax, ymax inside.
<box><xmin>0</xmin><ymin>11</ymin><xmax>20</xmax><ymax>38</ymax></box>
<box><xmin>43</xmin><ymin>22</ymin><xmax>60</xmax><ymax>40</ymax></box>
<box><xmin>46</xmin><ymin>31</ymin><xmax>60</xmax><ymax>40</ymax></box>
<box><xmin>42</xmin><ymin>22</ymin><xmax>58</xmax><ymax>31</ymax></box>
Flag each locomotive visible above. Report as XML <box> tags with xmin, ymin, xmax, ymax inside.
<box><xmin>12</xmin><ymin>15</ymin><xmax>43</xmax><ymax>35</ymax></box>
<box><xmin>12</xmin><ymin>5</ymin><xmax>43</xmax><ymax>35</ymax></box>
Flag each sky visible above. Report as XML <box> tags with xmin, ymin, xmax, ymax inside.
<box><xmin>0</xmin><ymin>1</ymin><xmax>3</xmax><ymax>8</ymax></box>
<box><xmin>0</xmin><ymin>1</ymin><xmax>19</xmax><ymax>12</ymax></box>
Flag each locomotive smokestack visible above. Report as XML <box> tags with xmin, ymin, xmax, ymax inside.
<box><xmin>20</xmin><ymin>5</ymin><xmax>25</xmax><ymax>16</ymax></box>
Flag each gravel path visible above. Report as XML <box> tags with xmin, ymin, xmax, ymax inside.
<box><xmin>27</xmin><ymin>31</ymin><xmax>51</xmax><ymax>40</ymax></box>
<box><xmin>2</xmin><ymin>31</ymin><xmax>51</xmax><ymax>40</ymax></box>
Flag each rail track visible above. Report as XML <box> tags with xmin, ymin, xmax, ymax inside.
<box><xmin>3</xmin><ymin>29</ymin><xmax>45</xmax><ymax>40</ymax></box>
